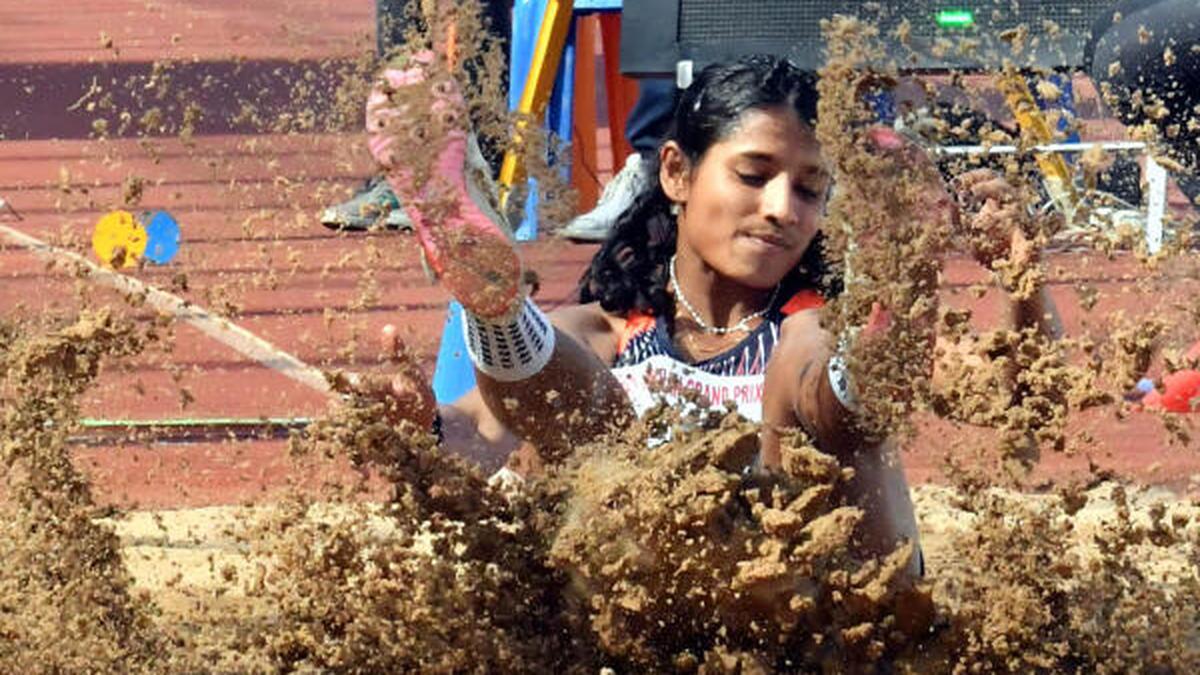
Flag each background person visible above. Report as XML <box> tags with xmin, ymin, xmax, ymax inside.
<box><xmin>320</xmin><ymin>0</ymin><xmax>511</xmax><ymax>231</ymax></box>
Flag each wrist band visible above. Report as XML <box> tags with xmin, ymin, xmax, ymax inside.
<box><xmin>462</xmin><ymin>297</ymin><xmax>556</xmax><ymax>382</ymax></box>
<box><xmin>827</xmin><ymin>349</ymin><xmax>859</xmax><ymax>412</ymax></box>
<box><xmin>488</xmin><ymin>465</ymin><xmax>526</xmax><ymax>491</ymax></box>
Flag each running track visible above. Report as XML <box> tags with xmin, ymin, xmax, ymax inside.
<box><xmin>1</xmin><ymin>0</ymin><xmax>1197</xmax><ymax>508</ymax></box>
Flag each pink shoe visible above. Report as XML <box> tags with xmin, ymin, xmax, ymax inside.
<box><xmin>366</xmin><ymin>51</ymin><xmax>522</xmax><ymax>319</ymax></box>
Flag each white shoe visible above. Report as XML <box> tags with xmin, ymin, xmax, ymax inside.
<box><xmin>559</xmin><ymin>153</ymin><xmax>650</xmax><ymax>242</ymax></box>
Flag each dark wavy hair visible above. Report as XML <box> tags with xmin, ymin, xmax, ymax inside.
<box><xmin>577</xmin><ymin>55</ymin><xmax>841</xmax><ymax>317</ymax></box>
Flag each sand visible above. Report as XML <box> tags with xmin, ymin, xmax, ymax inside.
<box><xmin>2</xmin><ymin>1</ymin><xmax>1200</xmax><ymax>672</ymax></box>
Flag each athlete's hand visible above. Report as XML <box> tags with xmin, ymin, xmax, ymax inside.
<box><xmin>863</xmin><ymin>126</ymin><xmax>959</xmax><ymax>239</ymax></box>
<box><xmin>953</xmin><ymin>168</ymin><xmax>1037</xmax><ymax>268</ymax></box>
<box><xmin>347</xmin><ymin>323</ymin><xmax>438</xmax><ymax>430</ymax></box>
<box><xmin>366</xmin><ymin>47</ymin><xmax>524</xmax><ymax>320</ymax></box>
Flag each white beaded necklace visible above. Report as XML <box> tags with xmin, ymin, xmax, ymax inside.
<box><xmin>668</xmin><ymin>255</ymin><xmax>780</xmax><ymax>335</ymax></box>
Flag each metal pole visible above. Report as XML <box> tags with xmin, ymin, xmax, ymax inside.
<box><xmin>1145</xmin><ymin>157</ymin><xmax>1167</xmax><ymax>255</ymax></box>
<box><xmin>934</xmin><ymin>140</ymin><xmax>1148</xmax><ymax>156</ymax></box>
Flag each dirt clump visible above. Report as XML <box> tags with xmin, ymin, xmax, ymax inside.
<box><xmin>230</xmin><ymin>374</ymin><xmax>594</xmax><ymax>673</ymax></box>
<box><xmin>815</xmin><ymin>16</ymin><xmax>952</xmax><ymax>442</ymax></box>
<box><xmin>910</xmin><ymin>482</ymin><xmax>1200</xmax><ymax>673</ymax></box>
<box><xmin>253</xmin><ymin>396</ymin><xmax>936</xmax><ymax>672</ymax></box>
<box><xmin>5</xmin><ymin>3</ymin><xmax>1200</xmax><ymax>672</ymax></box>
<box><xmin>3</xmin><ymin>300</ymin><xmax>1199</xmax><ymax>673</ymax></box>
<box><xmin>548</xmin><ymin>410</ymin><xmax>932</xmax><ymax>671</ymax></box>
<box><xmin>0</xmin><ymin>310</ymin><xmax>166</xmax><ymax>672</ymax></box>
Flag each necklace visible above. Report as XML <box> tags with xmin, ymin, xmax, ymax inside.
<box><xmin>668</xmin><ymin>255</ymin><xmax>780</xmax><ymax>335</ymax></box>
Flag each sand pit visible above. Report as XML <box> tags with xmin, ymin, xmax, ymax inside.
<box><xmin>2</xmin><ymin>303</ymin><xmax>1197</xmax><ymax>671</ymax></box>
<box><xmin>114</xmin><ymin>479</ymin><xmax>1200</xmax><ymax>633</ymax></box>
<box><xmin>2</xmin><ymin>1</ymin><xmax>1200</xmax><ymax>672</ymax></box>
<box><xmin>94</xmin><ymin>455</ymin><xmax>1200</xmax><ymax>672</ymax></box>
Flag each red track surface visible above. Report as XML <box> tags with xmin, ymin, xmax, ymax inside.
<box><xmin>2</xmin><ymin>1</ymin><xmax>1198</xmax><ymax>508</ymax></box>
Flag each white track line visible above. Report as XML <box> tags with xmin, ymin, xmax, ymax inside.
<box><xmin>1</xmin><ymin>223</ymin><xmax>334</xmax><ymax>396</ymax></box>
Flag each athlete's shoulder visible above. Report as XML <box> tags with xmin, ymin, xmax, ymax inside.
<box><xmin>778</xmin><ymin>303</ymin><xmax>826</xmax><ymax>344</ymax></box>
<box><xmin>548</xmin><ymin>301</ymin><xmax>626</xmax><ymax>364</ymax></box>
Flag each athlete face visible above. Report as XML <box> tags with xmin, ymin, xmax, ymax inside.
<box><xmin>663</xmin><ymin>106</ymin><xmax>830</xmax><ymax>290</ymax></box>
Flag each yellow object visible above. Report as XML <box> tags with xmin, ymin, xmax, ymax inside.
<box><xmin>997</xmin><ymin>72</ymin><xmax>1076</xmax><ymax>211</ymax></box>
<box><xmin>92</xmin><ymin>210</ymin><xmax>147</xmax><ymax>269</ymax></box>
<box><xmin>498</xmin><ymin>0</ymin><xmax>574</xmax><ymax>208</ymax></box>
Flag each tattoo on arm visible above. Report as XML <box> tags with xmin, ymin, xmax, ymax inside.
<box><xmin>793</xmin><ymin>357</ymin><xmax>826</xmax><ymax>438</ymax></box>
<box><xmin>797</xmin><ymin>360</ymin><xmax>814</xmax><ymax>387</ymax></box>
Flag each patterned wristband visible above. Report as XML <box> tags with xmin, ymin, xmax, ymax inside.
<box><xmin>462</xmin><ymin>297</ymin><xmax>556</xmax><ymax>382</ymax></box>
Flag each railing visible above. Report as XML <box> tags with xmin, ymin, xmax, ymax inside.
<box><xmin>934</xmin><ymin>140</ymin><xmax>1168</xmax><ymax>254</ymax></box>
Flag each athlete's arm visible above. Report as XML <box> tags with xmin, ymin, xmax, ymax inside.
<box><xmin>760</xmin><ymin>309</ymin><xmax>921</xmax><ymax>571</ymax></box>
<box><xmin>440</xmin><ymin>302</ymin><xmax>627</xmax><ymax>470</ymax></box>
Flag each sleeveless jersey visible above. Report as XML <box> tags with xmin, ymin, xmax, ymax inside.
<box><xmin>606</xmin><ymin>289</ymin><xmax>926</xmax><ymax>577</ymax></box>
<box><xmin>610</xmin><ymin>290</ymin><xmax>824</xmax><ymax>423</ymax></box>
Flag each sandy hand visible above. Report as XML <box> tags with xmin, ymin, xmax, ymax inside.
<box><xmin>860</xmin><ymin>301</ymin><xmax>894</xmax><ymax>341</ymax></box>
<box><xmin>828</xmin><ymin>127</ymin><xmax>953</xmax><ymax>435</ymax></box>
<box><xmin>345</xmin><ymin>324</ymin><xmax>438</xmax><ymax>430</ymax></box>
<box><xmin>366</xmin><ymin>50</ymin><xmax>523</xmax><ymax>320</ymax></box>
<box><xmin>953</xmin><ymin>168</ymin><xmax>1043</xmax><ymax>268</ymax></box>
<box><xmin>952</xmin><ymin>168</ymin><xmax>1051</xmax><ymax>299</ymax></box>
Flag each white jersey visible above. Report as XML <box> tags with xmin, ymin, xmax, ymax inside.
<box><xmin>610</xmin><ymin>290</ymin><xmax>825</xmax><ymax>422</ymax></box>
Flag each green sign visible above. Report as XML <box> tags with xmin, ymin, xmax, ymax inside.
<box><xmin>936</xmin><ymin>9</ymin><xmax>974</xmax><ymax>28</ymax></box>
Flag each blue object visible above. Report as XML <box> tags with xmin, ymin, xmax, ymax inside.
<box><xmin>1033</xmin><ymin>72</ymin><xmax>1080</xmax><ymax>164</ymax></box>
<box><xmin>1125</xmin><ymin>377</ymin><xmax>1156</xmax><ymax>402</ymax></box>
<box><xmin>865</xmin><ymin>90</ymin><xmax>897</xmax><ymax>125</ymax></box>
<box><xmin>507</xmin><ymin>0</ymin><xmax>577</xmax><ymax>241</ymax></box>
<box><xmin>431</xmin><ymin>301</ymin><xmax>476</xmax><ymax>404</ymax></box>
<box><xmin>1039</xmin><ymin>73</ymin><xmax>1079</xmax><ymax>140</ymax></box>
<box><xmin>142</xmin><ymin>210</ymin><xmax>180</xmax><ymax>264</ymax></box>
<box><xmin>573</xmin><ymin>0</ymin><xmax>621</xmax><ymax>9</ymax></box>
<box><xmin>507</xmin><ymin>0</ymin><xmax>542</xmax><ymax>244</ymax></box>
<box><xmin>546</xmin><ymin>20</ymin><xmax>576</xmax><ymax>157</ymax></box>
<box><xmin>626</xmin><ymin>78</ymin><xmax>675</xmax><ymax>156</ymax></box>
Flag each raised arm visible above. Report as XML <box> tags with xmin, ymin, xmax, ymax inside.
<box><xmin>760</xmin><ymin>125</ymin><xmax>957</xmax><ymax>566</ymax></box>
<box><xmin>363</xmin><ymin>42</ymin><xmax>634</xmax><ymax>468</ymax></box>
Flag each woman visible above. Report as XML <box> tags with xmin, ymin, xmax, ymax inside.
<box><xmin>365</xmin><ymin>52</ymin><xmax>1054</xmax><ymax>569</ymax></box>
